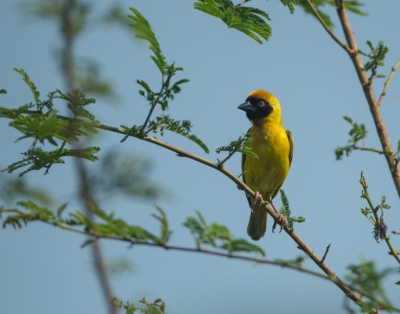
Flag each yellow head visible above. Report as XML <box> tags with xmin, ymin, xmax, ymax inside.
<box><xmin>238</xmin><ymin>89</ymin><xmax>282</xmax><ymax>125</ymax></box>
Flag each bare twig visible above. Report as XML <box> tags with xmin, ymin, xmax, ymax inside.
<box><xmin>140</xmin><ymin>81</ymin><xmax>167</xmax><ymax>133</ymax></box>
<box><xmin>352</xmin><ymin>145</ymin><xmax>385</xmax><ymax>155</ymax></box>
<box><xmin>44</xmin><ymin>140</ymin><xmax>67</xmax><ymax>175</ymax></box>
<box><xmin>235</xmin><ymin>0</ymin><xmax>251</xmax><ymax>7</ymax></box>
<box><xmin>320</xmin><ymin>243</ymin><xmax>331</xmax><ymax>264</ymax></box>
<box><xmin>304</xmin><ymin>0</ymin><xmax>351</xmax><ymax>53</ymax></box>
<box><xmin>377</xmin><ymin>59</ymin><xmax>400</xmax><ymax>107</ymax></box>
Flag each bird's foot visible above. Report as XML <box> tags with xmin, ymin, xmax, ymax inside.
<box><xmin>272</xmin><ymin>214</ymin><xmax>287</xmax><ymax>233</ymax></box>
<box><xmin>252</xmin><ymin>191</ymin><xmax>263</xmax><ymax>208</ymax></box>
<box><xmin>251</xmin><ymin>191</ymin><xmax>263</xmax><ymax>213</ymax></box>
<box><xmin>270</xmin><ymin>200</ymin><xmax>287</xmax><ymax>233</ymax></box>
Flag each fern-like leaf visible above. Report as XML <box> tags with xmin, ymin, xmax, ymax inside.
<box><xmin>13</xmin><ymin>68</ymin><xmax>41</xmax><ymax>104</ymax></box>
<box><xmin>194</xmin><ymin>0</ymin><xmax>271</xmax><ymax>44</ymax></box>
<box><xmin>128</xmin><ymin>7</ymin><xmax>166</xmax><ymax>74</ymax></box>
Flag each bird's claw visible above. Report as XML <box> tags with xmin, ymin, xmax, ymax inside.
<box><xmin>270</xmin><ymin>200</ymin><xmax>287</xmax><ymax>233</ymax></box>
<box><xmin>272</xmin><ymin>214</ymin><xmax>287</xmax><ymax>233</ymax></box>
<box><xmin>251</xmin><ymin>191</ymin><xmax>263</xmax><ymax>209</ymax></box>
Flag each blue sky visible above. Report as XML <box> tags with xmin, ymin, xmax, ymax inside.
<box><xmin>1</xmin><ymin>1</ymin><xmax>400</xmax><ymax>313</ymax></box>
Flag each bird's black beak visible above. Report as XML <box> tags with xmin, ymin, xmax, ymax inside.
<box><xmin>238</xmin><ymin>101</ymin><xmax>255</xmax><ymax>113</ymax></box>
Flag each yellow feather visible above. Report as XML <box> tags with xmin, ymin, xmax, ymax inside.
<box><xmin>241</xmin><ymin>89</ymin><xmax>293</xmax><ymax>240</ymax></box>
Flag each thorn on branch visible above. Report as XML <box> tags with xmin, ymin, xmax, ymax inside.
<box><xmin>319</xmin><ymin>243</ymin><xmax>331</xmax><ymax>264</ymax></box>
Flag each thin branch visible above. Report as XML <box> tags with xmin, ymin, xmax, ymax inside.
<box><xmin>0</xmin><ymin>109</ymin><xmax>382</xmax><ymax>311</ymax></box>
<box><xmin>48</xmin><ymin>115</ymin><xmax>377</xmax><ymax>312</ymax></box>
<box><xmin>353</xmin><ymin>146</ymin><xmax>385</xmax><ymax>155</ymax></box>
<box><xmin>218</xmin><ymin>147</ymin><xmax>240</xmax><ymax>167</ymax></box>
<box><xmin>140</xmin><ymin>82</ymin><xmax>167</xmax><ymax>133</ymax></box>
<box><xmin>235</xmin><ymin>0</ymin><xmax>251</xmax><ymax>7</ymax></box>
<box><xmin>377</xmin><ymin>59</ymin><xmax>400</xmax><ymax>107</ymax></box>
<box><xmin>320</xmin><ymin>243</ymin><xmax>331</xmax><ymax>264</ymax></box>
<box><xmin>360</xmin><ymin>172</ymin><xmax>400</xmax><ymax>264</ymax></box>
<box><xmin>304</xmin><ymin>0</ymin><xmax>351</xmax><ymax>53</ymax></box>
<box><xmin>44</xmin><ymin>140</ymin><xmax>67</xmax><ymax>175</ymax></box>
<box><xmin>2</xmin><ymin>210</ymin><xmax>395</xmax><ymax>313</ymax></box>
<box><xmin>60</xmin><ymin>2</ymin><xmax>116</xmax><ymax>313</ymax></box>
<box><xmin>332</xmin><ymin>0</ymin><xmax>400</xmax><ymax>196</ymax></box>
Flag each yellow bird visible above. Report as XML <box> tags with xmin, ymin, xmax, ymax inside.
<box><xmin>238</xmin><ymin>90</ymin><xmax>294</xmax><ymax>241</ymax></box>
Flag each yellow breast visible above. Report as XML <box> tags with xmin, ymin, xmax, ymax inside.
<box><xmin>243</xmin><ymin>122</ymin><xmax>290</xmax><ymax>200</ymax></box>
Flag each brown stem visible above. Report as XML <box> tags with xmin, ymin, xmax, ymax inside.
<box><xmin>79</xmin><ymin>120</ymin><xmax>377</xmax><ymax>311</ymax></box>
<box><xmin>304</xmin><ymin>0</ymin><xmax>350</xmax><ymax>53</ymax></box>
<box><xmin>377</xmin><ymin>60</ymin><xmax>400</xmax><ymax>107</ymax></box>
<box><xmin>333</xmin><ymin>0</ymin><xmax>400</xmax><ymax>196</ymax></box>
<box><xmin>29</xmin><ymin>209</ymin><xmax>400</xmax><ymax>312</ymax></box>
<box><xmin>353</xmin><ymin>146</ymin><xmax>385</xmax><ymax>155</ymax></box>
<box><xmin>44</xmin><ymin>140</ymin><xmax>67</xmax><ymax>175</ymax></box>
<box><xmin>235</xmin><ymin>0</ymin><xmax>251</xmax><ymax>7</ymax></box>
<box><xmin>60</xmin><ymin>1</ymin><xmax>116</xmax><ymax>313</ymax></box>
<box><xmin>320</xmin><ymin>243</ymin><xmax>331</xmax><ymax>264</ymax></box>
<box><xmin>3</xmin><ymin>206</ymin><xmax>399</xmax><ymax>312</ymax></box>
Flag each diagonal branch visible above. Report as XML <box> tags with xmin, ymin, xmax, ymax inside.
<box><xmin>235</xmin><ymin>0</ymin><xmax>251</xmax><ymax>7</ymax></box>
<box><xmin>47</xmin><ymin>114</ymin><xmax>378</xmax><ymax>312</ymax></box>
<box><xmin>377</xmin><ymin>59</ymin><xmax>400</xmax><ymax>107</ymax></box>
<box><xmin>304</xmin><ymin>0</ymin><xmax>351</xmax><ymax>53</ymax></box>
<box><xmin>329</xmin><ymin>0</ymin><xmax>400</xmax><ymax>197</ymax></box>
<box><xmin>352</xmin><ymin>145</ymin><xmax>385</xmax><ymax>155</ymax></box>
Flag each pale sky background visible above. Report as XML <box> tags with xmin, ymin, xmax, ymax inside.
<box><xmin>1</xmin><ymin>1</ymin><xmax>400</xmax><ymax>313</ymax></box>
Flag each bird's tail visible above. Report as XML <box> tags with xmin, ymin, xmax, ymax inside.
<box><xmin>247</xmin><ymin>204</ymin><xmax>267</xmax><ymax>241</ymax></box>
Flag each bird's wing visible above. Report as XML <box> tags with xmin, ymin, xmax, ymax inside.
<box><xmin>242</xmin><ymin>129</ymin><xmax>253</xmax><ymax>208</ymax></box>
<box><xmin>286</xmin><ymin>130</ymin><xmax>294</xmax><ymax>166</ymax></box>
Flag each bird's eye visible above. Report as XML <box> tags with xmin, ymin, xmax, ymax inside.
<box><xmin>258</xmin><ymin>100</ymin><xmax>265</xmax><ymax>107</ymax></box>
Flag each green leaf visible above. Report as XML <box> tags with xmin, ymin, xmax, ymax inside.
<box><xmin>359</xmin><ymin>40</ymin><xmax>389</xmax><ymax>80</ymax></box>
<box><xmin>280</xmin><ymin>0</ymin><xmax>297</xmax><ymax>14</ymax></box>
<box><xmin>238</xmin><ymin>148</ymin><xmax>258</xmax><ymax>159</ymax></box>
<box><xmin>345</xmin><ymin>258</ymin><xmax>393</xmax><ymax>309</ymax></box>
<box><xmin>194</xmin><ymin>0</ymin><xmax>271</xmax><ymax>44</ymax></box>
<box><xmin>380</xmin><ymin>195</ymin><xmax>391</xmax><ymax>210</ymax></box>
<box><xmin>297</xmin><ymin>0</ymin><xmax>367</xmax><ymax>28</ymax></box>
<box><xmin>2</xmin><ymin>146</ymin><xmax>100</xmax><ymax>177</ymax></box>
<box><xmin>279</xmin><ymin>189</ymin><xmax>305</xmax><ymax>229</ymax></box>
<box><xmin>184</xmin><ymin>210</ymin><xmax>265</xmax><ymax>256</ymax></box>
<box><xmin>0</xmin><ymin>89</ymin><xmax>6</xmax><ymax>94</ymax></box>
<box><xmin>221</xmin><ymin>238</ymin><xmax>265</xmax><ymax>256</ymax></box>
<box><xmin>57</xmin><ymin>203</ymin><xmax>68</xmax><ymax>219</ymax></box>
<box><xmin>145</xmin><ymin>115</ymin><xmax>209</xmax><ymax>153</ymax></box>
<box><xmin>275</xmin><ymin>255</ymin><xmax>307</xmax><ymax>267</ymax></box>
<box><xmin>13</xmin><ymin>68</ymin><xmax>41</xmax><ymax>104</ymax></box>
<box><xmin>0</xmin><ymin>103</ymin><xmax>35</xmax><ymax>119</ymax></box>
<box><xmin>128</xmin><ymin>7</ymin><xmax>166</xmax><ymax>74</ymax></box>
<box><xmin>216</xmin><ymin>133</ymin><xmax>258</xmax><ymax>161</ymax></box>
<box><xmin>9</xmin><ymin>110</ymin><xmax>71</xmax><ymax>146</ymax></box>
<box><xmin>335</xmin><ymin>116</ymin><xmax>369</xmax><ymax>160</ymax></box>
<box><xmin>1</xmin><ymin>201</ymin><xmax>56</xmax><ymax>229</ymax></box>
<box><xmin>151</xmin><ymin>205</ymin><xmax>172</xmax><ymax>245</ymax></box>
